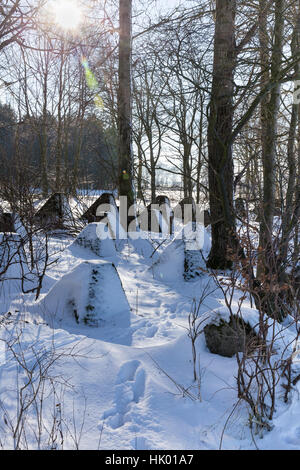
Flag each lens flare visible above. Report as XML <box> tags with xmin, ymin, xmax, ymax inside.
<box><xmin>81</xmin><ymin>56</ymin><xmax>104</xmax><ymax>110</ymax></box>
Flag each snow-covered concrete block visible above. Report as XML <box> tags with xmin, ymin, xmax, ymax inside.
<box><xmin>74</xmin><ymin>223</ymin><xmax>117</xmax><ymax>258</ymax></box>
<box><xmin>151</xmin><ymin>223</ymin><xmax>206</xmax><ymax>282</ymax></box>
<box><xmin>74</xmin><ymin>222</ymin><xmax>156</xmax><ymax>262</ymax></box>
<box><xmin>136</xmin><ymin>197</ymin><xmax>173</xmax><ymax>237</ymax></box>
<box><xmin>34</xmin><ymin>193</ymin><xmax>73</xmax><ymax>230</ymax></box>
<box><xmin>81</xmin><ymin>192</ymin><xmax>118</xmax><ymax>223</ymax></box>
<box><xmin>173</xmin><ymin>196</ymin><xmax>197</xmax><ymax>223</ymax></box>
<box><xmin>184</xmin><ymin>248</ymin><xmax>204</xmax><ymax>280</ymax></box>
<box><xmin>40</xmin><ymin>260</ymin><xmax>131</xmax><ymax>327</ymax></box>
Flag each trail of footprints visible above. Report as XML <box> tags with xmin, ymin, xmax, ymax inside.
<box><xmin>102</xmin><ymin>360</ymin><xmax>146</xmax><ymax>429</ymax></box>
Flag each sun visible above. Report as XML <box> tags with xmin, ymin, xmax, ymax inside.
<box><xmin>51</xmin><ymin>0</ymin><xmax>82</xmax><ymax>31</ymax></box>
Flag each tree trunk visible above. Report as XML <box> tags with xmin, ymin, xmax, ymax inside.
<box><xmin>258</xmin><ymin>0</ymin><xmax>285</xmax><ymax>280</ymax></box>
<box><xmin>137</xmin><ymin>144</ymin><xmax>143</xmax><ymax>200</ymax></box>
<box><xmin>150</xmin><ymin>158</ymin><xmax>156</xmax><ymax>204</ymax></box>
<box><xmin>279</xmin><ymin>11</ymin><xmax>300</xmax><ymax>266</ymax></box>
<box><xmin>292</xmin><ymin>84</ymin><xmax>300</xmax><ymax>266</ymax></box>
<box><xmin>207</xmin><ymin>0</ymin><xmax>236</xmax><ymax>269</ymax></box>
<box><xmin>118</xmin><ymin>0</ymin><xmax>134</xmax><ymax>210</ymax></box>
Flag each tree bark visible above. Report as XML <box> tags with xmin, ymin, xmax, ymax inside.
<box><xmin>207</xmin><ymin>0</ymin><xmax>236</xmax><ymax>269</ymax></box>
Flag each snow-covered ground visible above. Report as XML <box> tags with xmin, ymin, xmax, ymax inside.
<box><xmin>0</xmin><ymin>221</ymin><xmax>300</xmax><ymax>450</ymax></box>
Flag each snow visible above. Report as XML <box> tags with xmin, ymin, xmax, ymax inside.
<box><xmin>152</xmin><ymin>237</ymin><xmax>185</xmax><ymax>283</ymax></box>
<box><xmin>0</xmin><ymin>218</ymin><xmax>300</xmax><ymax>450</ymax></box>
<box><xmin>0</xmin><ymin>199</ymin><xmax>12</xmax><ymax>213</ymax></box>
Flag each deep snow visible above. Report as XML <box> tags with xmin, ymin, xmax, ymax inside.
<box><xmin>0</xmin><ymin>219</ymin><xmax>300</xmax><ymax>450</ymax></box>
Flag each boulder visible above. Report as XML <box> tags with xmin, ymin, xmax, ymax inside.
<box><xmin>204</xmin><ymin>315</ymin><xmax>258</xmax><ymax>358</ymax></box>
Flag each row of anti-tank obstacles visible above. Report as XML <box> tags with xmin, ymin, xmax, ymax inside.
<box><xmin>0</xmin><ymin>191</ymin><xmax>283</xmax><ymax>234</ymax></box>
<box><xmin>0</xmin><ymin>192</ymin><xmax>212</xmax><ymax>234</ymax></box>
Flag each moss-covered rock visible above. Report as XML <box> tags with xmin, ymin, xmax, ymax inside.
<box><xmin>204</xmin><ymin>316</ymin><xmax>257</xmax><ymax>357</ymax></box>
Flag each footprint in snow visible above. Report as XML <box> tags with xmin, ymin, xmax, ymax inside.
<box><xmin>145</xmin><ymin>325</ymin><xmax>158</xmax><ymax>338</ymax></box>
<box><xmin>284</xmin><ymin>426</ymin><xmax>300</xmax><ymax>446</ymax></box>
<box><xmin>102</xmin><ymin>360</ymin><xmax>146</xmax><ymax>430</ymax></box>
<box><xmin>131</xmin><ymin>436</ymin><xmax>149</xmax><ymax>450</ymax></box>
<box><xmin>117</xmin><ymin>360</ymin><xmax>140</xmax><ymax>383</ymax></box>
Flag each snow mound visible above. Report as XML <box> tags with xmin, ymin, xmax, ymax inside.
<box><xmin>118</xmin><ymin>235</ymin><xmax>156</xmax><ymax>260</ymax></box>
<box><xmin>39</xmin><ymin>260</ymin><xmax>131</xmax><ymax>327</ymax></box>
<box><xmin>0</xmin><ymin>233</ymin><xmax>28</xmax><ymax>283</ymax></box>
<box><xmin>152</xmin><ymin>238</ymin><xmax>185</xmax><ymax>283</ymax></box>
<box><xmin>0</xmin><ymin>233</ymin><xmax>28</xmax><ymax>313</ymax></box>
<box><xmin>74</xmin><ymin>223</ymin><xmax>117</xmax><ymax>258</ymax></box>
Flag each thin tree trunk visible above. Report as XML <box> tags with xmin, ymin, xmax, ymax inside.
<box><xmin>41</xmin><ymin>58</ymin><xmax>49</xmax><ymax>197</ymax></box>
<box><xmin>292</xmin><ymin>103</ymin><xmax>300</xmax><ymax>265</ymax></box>
<box><xmin>196</xmin><ymin>97</ymin><xmax>204</xmax><ymax>205</ymax></box>
<box><xmin>258</xmin><ymin>0</ymin><xmax>285</xmax><ymax>280</ymax></box>
<box><xmin>137</xmin><ymin>144</ymin><xmax>143</xmax><ymax>200</ymax></box>
<box><xmin>55</xmin><ymin>43</ymin><xmax>65</xmax><ymax>192</ymax></box>
<box><xmin>279</xmin><ymin>10</ymin><xmax>300</xmax><ymax>266</ymax></box>
<box><xmin>118</xmin><ymin>0</ymin><xmax>134</xmax><ymax>210</ymax></box>
<box><xmin>150</xmin><ymin>166</ymin><xmax>156</xmax><ymax>204</ymax></box>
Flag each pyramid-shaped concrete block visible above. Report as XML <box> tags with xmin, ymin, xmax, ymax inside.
<box><xmin>40</xmin><ymin>260</ymin><xmax>131</xmax><ymax>327</ymax></box>
<box><xmin>74</xmin><ymin>223</ymin><xmax>117</xmax><ymax>258</ymax></box>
